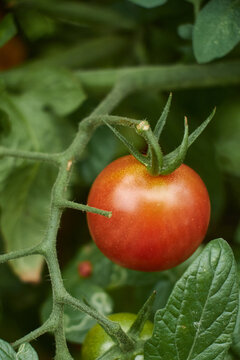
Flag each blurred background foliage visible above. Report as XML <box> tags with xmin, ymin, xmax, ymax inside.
<box><xmin>0</xmin><ymin>0</ymin><xmax>240</xmax><ymax>358</ymax></box>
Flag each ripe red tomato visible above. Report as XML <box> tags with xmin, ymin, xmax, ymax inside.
<box><xmin>87</xmin><ymin>155</ymin><xmax>210</xmax><ymax>272</ymax></box>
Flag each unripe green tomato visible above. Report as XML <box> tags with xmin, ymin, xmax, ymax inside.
<box><xmin>81</xmin><ymin>313</ymin><xmax>153</xmax><ymax>360</ymax></box>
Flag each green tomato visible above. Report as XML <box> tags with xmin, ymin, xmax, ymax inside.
<box><xmin>81</xmin><ymin>313</ymin><xmax>153</xmax><ymax>360</ymax></box>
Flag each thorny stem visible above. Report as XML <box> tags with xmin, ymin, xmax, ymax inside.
<box><xmin>0</xmin><ymin>62</ymin><xmax>233</xmax><ymax>357</ymax></box>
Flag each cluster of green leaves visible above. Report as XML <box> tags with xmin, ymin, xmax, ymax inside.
<box><xmin>0</xmin><ymin>67</ymin><xmax>85</xmax><ymax>281</ymax></box>
<box><xmin>39</xmin><ymin>238</ymin><xmax>239</xmax><ymax>360</ymax></box>
<box><xmin>128</xmin><ymin>0</ymin><xmax>240</xmax><ymax>63</ymax></box>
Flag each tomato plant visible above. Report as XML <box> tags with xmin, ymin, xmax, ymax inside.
<box><xmin>87</xmin><ymin>155</ymin><xmax>210</xmax><ymax>271</ymax></box>
<box><xmin>0</xmin><ymin>0</ymin><xmax>239</xmax><ymax>360</ymax></box>
<box><xmin>81</xmin><ymin>313</ymin><xmax>153</xmax><ymax>360</ymax></box>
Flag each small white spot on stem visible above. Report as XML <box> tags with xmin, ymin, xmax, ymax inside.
<box><xmin>136</xmin><ymin>121</ymin><xmax>150</xmax><ymax>132</ymax></box>
<box><xmin>67</xmin><ymin>159</ymin><xmax>73</xmax><ymax>171</ymax></box>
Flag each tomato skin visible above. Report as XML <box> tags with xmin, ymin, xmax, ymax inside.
<box><xmin>81</xmin><ymin>313</ymin><xmax>153</xmax><ymax>360</ymax></box>
<box><xmin>87</xmin><ymin>155</ymin><xmax>210</xmax><ymax>271</ymax></box>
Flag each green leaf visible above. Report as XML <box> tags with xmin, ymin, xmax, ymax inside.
<box><xmin>160</xmin><ymin>117</ymin><xmax>188</xmax><ymax>175</ymax></box>
<box><xmin>0</xmin><ymin>76</ymin><xmax>76</xmax><ymax>190</ymax></box>
<box><xmin>128</xmin><ymin>0</ymin><xmax>167</xmax><ymax>8</ymax></box>
<box><xmin>153</xmin><ymin>93</ymin><xmax>172</xmax><ymax>141</ymax></box>
<box><xmin>231</xmin><ymin>291</ymin><xmax>240</xmax><ymax>357</ymax></box>
<box><xmin>193</xmin><ymin>0</ymin><xmax>240</xmax><ymax>63</ymax></box>
<box><xmin>0</xmin><ymin>164</ymin><xmax>56</xmax><ymax>282</ymax></box>
<box><xmin>0</xmin><ymin>14</ymin><xmax>17</xmax><ymax>48</ymax></box>
<box><xmin>145</xmin><ymin>239</ymin><xmax>239</xmax><ymax>360</ymax></box>
<box><xmin>0</xmin><ymin>69</ymin><xmax>79</xmax><ymax>281</ymax></box>
<box><xmin>63</xmin><ymin>243</ymin><xmax>113</xmax><ymax>290</ymax></box>
<box><xmin>42</xmin><ymin>282</ymin><xmax>113</xmax><ymax>344</ymax></box>
<box><xmin>161</xmin><ymin>108</ymin><xmax>215</xmax><ymax>175</ymax></box>
<box><xmin>63</xmin><ymin>242</ymin><xmax>202</xmax><ymax>292</ymax></box>
<box><xmin>0</xmin><ymin>339</ymin><xmax>16</xmax><ymax>359</ymax></box>
<box><xmin>16</xmin><ymin>343</ymin><xmax>38</xmax><ymax>360</ymax></box>
<box><xmin>128</xmin><ymin>292</ymin><xmax>156</xmax><ymax>338</ymax></box>
<box><xmin>188</xmin><ymin>108</ymin><xmax>215</xmax><ymax>147</ymax></box>
<box><xmin>19</xmin><ymin>67</ymin><xmax>86</xmax><ymax>116</ymax></box>
<box><xmin>104</xmin><ymin>121</ymin><xmax>148</xmax><ymax>166</ymax></box>
<box><xmin>16</xmin><ymin>9</ymin><xmax>55</xmax><ymax>41</ymax></box>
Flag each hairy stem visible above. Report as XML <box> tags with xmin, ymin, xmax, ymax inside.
<box><xmin>12</xmin><ymin>314</ymin><xmax>56</xmax><ymax>348</ymax></box>
<box><xmin>0</xmin><ymin>245</ymin><xmax>41</xmax><ymax>264</ymax></box>
<box><xmin>63</xmin><ymin>293</ymin><xmax>135</xmax><ymax>353</ymax></box>
<box><xmin>15</xmin><ymin>0</ymin><xmax>135</xmax><ymax>30</ymax></box>
<box><xmin>75</xmin><ymin>61</ymin><xmax>240</xmax><ymax>92</ymax></box>
<box><xmin>54</xmin><ymin>305</ymin><xmax>73</xmax><ymax>360</ymax></box>
<box><xmin>58</xmin><ymin>199</ymin><xmax>112</xmax><ymax>218</ymax></box>
<box><xmin>0</xmin><ymin>147</ymin><xmax>60</xmax><ymax>164</ymax></box>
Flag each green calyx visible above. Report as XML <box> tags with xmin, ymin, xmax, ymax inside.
<box><xmin>94</xmin><ymin>292</ymin><xmax>156</xmax><ymax>360</ymax></box>
<box><xmin>104</xmin><ymin>93</ymin><xmax>216</xmax><ymax>176</ymax></box>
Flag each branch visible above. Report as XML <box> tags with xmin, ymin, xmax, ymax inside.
<box><xmin>54</xmin><ymin>305</ymin><xmax>73</xmax><ymax>360</ymax></box>
<box><xmin>62</xmin><ymin>293</ymin><xmax>135</xmax><ymax>353</ymax></box>
<box><xmin>12</xmin><ymin>314</ymin><xmax>56</xmax><ymax>348</ymax></box>
<box><xmin>76</xmin><ymin>61</ymin><xmax>240</xmax><ymax>92</ymax></box>
<box><xmin>57</xmin><ymin>199</ymin><xmax>112</xmax><ymax>218</ymax></box>
<box><xmin>0</xmin><ymin>147</ymin><xmax>60</xmax><ymax>164</ymax></box>
<box><xmin>0</xmin><ymin>245</ymin><xmax>42</xmax><ymax>264</ymax></box>
<box><xmin>14</xmin><ymin>0</ymin><xmax>135</xmax><ymax>30</ymax></box>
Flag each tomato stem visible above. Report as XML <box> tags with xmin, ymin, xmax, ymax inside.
<box><xmin>136</xmin><ymin>121</ymin><xmax>163</xmax><ymax>176</ymax></box>
<box><xmin>57</xmin><ymin>199</ymin><xmax>112</xmax><ymax>218</ymax></box>
<box><xmin>0</xmin><ymin>63</ymin><xmax>215</xmax><ymax>358</ymax></box>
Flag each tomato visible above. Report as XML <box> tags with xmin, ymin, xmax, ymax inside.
<box><xmin>78</xmin><ymin>260</ymin><xmax>93</xmax><ymax>278</ymax></box>
<box><xmin>87</xmin><ymin>155</ymin><xmax>210</xmax><ymax>271</ymax></box>
<box><xmin>0</xmin><ymin>37</ymin><xmax>26</xmax><ymax>70</ymax></box>
<box><xmin>81</xmin><ymin>313</ymin><xmax>153</xmax><ymax>360</ymax></box>
<box><xmin>0</xmin><ymin>9</ymin><xmax>27</xmax><ymax>70</ymax></box>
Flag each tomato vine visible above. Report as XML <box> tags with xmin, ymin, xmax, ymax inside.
<box><xmin>0</xmin><ymin>63</ymin><xmax>238</xmax><ymax>359</ymax></box>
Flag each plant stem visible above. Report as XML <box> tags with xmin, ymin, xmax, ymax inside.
<box><xmin>54</xmin><ymin>305</ymin><xmax>73</xmax><ymax>360</ymax></box>
<box><xmin>75</xmin><ymin>61</ymin><xmax>240</xmax><ymax>92</ymax></box>
<box><xmin>15</xmin><ymin>0</ymin><xmax>136</xmax><ymax>30</ymax></box>
<box><xmin>0</xmin><ymin>245</ymin><xmax>41</xmax><ymax>264</ymax></box>
<box><xmin>0</xmin><ymin>84</ymin><xmax>141</xmax><ymax>356</ymax></box>
<box><xmin>136</xmin><ymin>121</ymin><xmax>163</xmax><ymax>175</ymax></box>
<box><xmin>0</xmin><ymin>60</ymin><xmax>224</xmax><ymax>357</ymax></box>
<box><xmin>63</xmin><ymin>293</ymin><xmax>135</xmax><ymax>353</ymax></box>
<box><xmin>58</xmin><ymin>199</ymin><xmax>112</xmax><ymax>218</ymax></box>
<box><xmin>12</xmin><ymin>314</ymin><xmax>56</xmax><ymax>348</ymax></box>
<box><xmin>0</xmin><ymin>147</ymin><xmax>60</xmax><ymax>164</ymax></box>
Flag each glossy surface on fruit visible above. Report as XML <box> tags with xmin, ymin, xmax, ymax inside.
<box><xmin>87</xmin><ymin>155</ymin><xmax>210</xmax><ymax>271</ymax></box>
<box><xmin>81</xmin><ymin>313</ymin><xmax>153</xmax><ymax>360</ymax></box>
